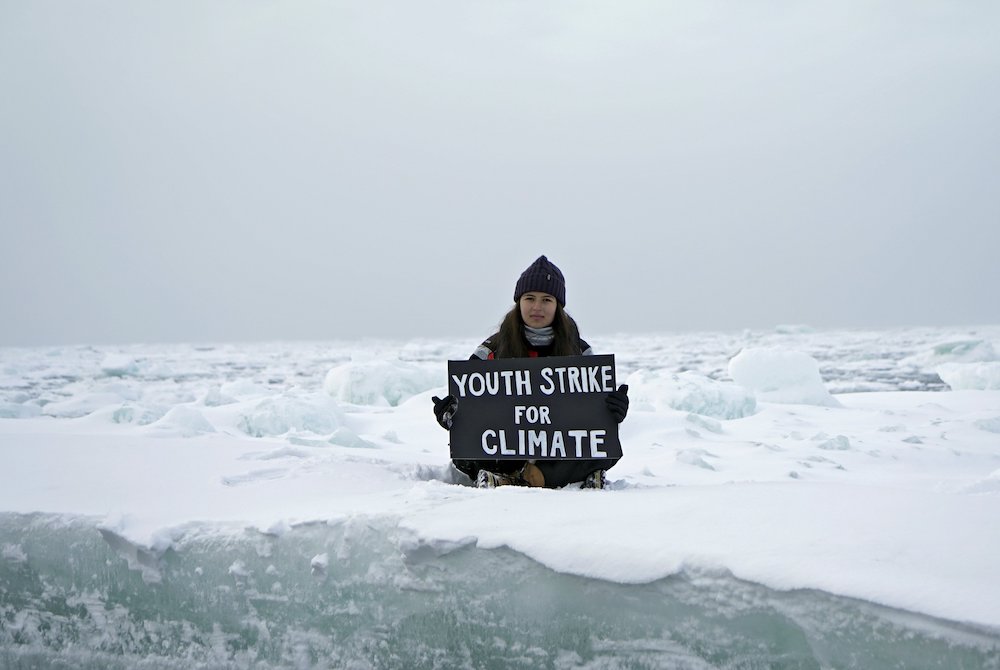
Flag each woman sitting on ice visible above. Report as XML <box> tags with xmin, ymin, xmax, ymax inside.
<box><xmin>432</xmin><ymin>255</ymin><xmax>629</xmax><ymax>489</ymax></box>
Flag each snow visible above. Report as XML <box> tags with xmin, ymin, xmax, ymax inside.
<box><xmin>2</xmin><ymin>326</ymin><xmax>1000</xmax><ymax>636</ymax></box>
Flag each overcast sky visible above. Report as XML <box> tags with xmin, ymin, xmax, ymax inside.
<box><xmin>2</xmin><ymin>1</ymin><xmax>998</xmax><ymax>347</ymax></box>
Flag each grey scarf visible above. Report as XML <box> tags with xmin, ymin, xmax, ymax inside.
<box><xmin>524</xmin><ymin>325</ymin><xmax>555</xmax><ymax>347</ymax></box>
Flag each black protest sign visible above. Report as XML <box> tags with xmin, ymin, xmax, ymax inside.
<box><xmin>447</xmin><ymin>354</ymin><xmax>622</xmax><ymax>461</ymax></box>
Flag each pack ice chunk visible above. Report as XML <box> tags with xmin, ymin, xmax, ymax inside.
<box><xmin>625</xmin><ymin>369</ymin><xmax>756</xmax><ymax>420</ymax></box>
<box><xmin>239</xmin><ymin>393</ymin><xmax>343</xmax><ymax>437</ymax></box>
<box><xmin>147</xmin><ymin>406</ymin><xmax>216</xmax><ymax>437</ymax></box>
<box><xmin>324</xmin><ymin>360</ymin><xmax>439</xmax><ymax>407</ymax></box>
<box><xmin>935</xmin><ymin>362</ymin><xmax>1000</xmax><ymax>390</ymax></box>
<box><xmin>729</xmin><ymin>348</ymin><xmax>841</xmax><ymax>407</ymax></box>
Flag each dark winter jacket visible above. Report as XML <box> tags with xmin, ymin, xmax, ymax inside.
<box><xmin>471</xmin><ymin>332</ymin><xmax>593</xmax><ymax>360</ymax></box>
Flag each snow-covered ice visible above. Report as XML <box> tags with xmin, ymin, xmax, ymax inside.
<box><xmin>937</xmin><ymin>361</ymin><xmax>1000</xmax><ymax>391</ymax></box>
<box><xmin>728</xmin><ymin>347</ymin><xmax>841</xmax><ymax>407</ymax></box>
<box><xmin>1</xmin><ymin>326</ymin><xmax>999</xmax><ymax>668</ymax></box>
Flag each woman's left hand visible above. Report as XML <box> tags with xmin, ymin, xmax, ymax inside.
<box><xmin>605</xmin><ymin>384</ymin><xmax>629</xmax><ymax>423</ymax></box>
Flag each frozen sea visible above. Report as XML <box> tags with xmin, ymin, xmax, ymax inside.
<box><xmin>1</xmin><ymin>325</ymin><xmax>1000</xmax><ymax>669</ymax></box>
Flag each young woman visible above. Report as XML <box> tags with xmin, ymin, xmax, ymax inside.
<box><xmin>432</xmin><ymin>255</ymin><xmax>629</xmax><ymax>489</ymax></box>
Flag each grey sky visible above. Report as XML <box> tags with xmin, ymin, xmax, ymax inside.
<box><xmin>2</xmin><ymin>1</ymin><xmax>998</xmax><ymax>347</ymax></box>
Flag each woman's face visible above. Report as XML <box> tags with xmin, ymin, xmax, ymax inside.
<box><xmin>519</xmin><ymin>292</ymin><xmax>558</xmax><ymax>328</ymax></box>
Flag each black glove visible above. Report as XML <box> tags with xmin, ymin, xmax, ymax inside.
<box><xmin>605</xmin><ymin>384</ymin><xmax>629</xmax><ymax>423</ymax></box>
<box><xmin>432</xmin><ymin>394</ymin><xmax>458</xmax><ymax>429</ymax></box>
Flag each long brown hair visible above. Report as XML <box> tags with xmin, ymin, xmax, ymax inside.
<box><xmin>494</xmin><ymin>302</ymin><xmax>582</xmax><ymax>359</ymax></box>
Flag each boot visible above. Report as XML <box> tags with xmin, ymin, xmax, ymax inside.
<box><xmin>521</xmin><ymin>463</ymin><xmax>545</xmax><ymax>487</ymax></box>
<box><xmin>580</xmin><ymin>470</ymin><xmax>606</xmax><ymax>490</ymax></box>
<box><xmin>476</xmin><ymin>469</ymin><xmax>526</xmax><ymax>489</ymax></box>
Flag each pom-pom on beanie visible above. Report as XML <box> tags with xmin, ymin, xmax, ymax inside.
<box><xmin>514</xmin><ymin>255</ymin><xmax>566</xmax><ymax>306</ymax></box>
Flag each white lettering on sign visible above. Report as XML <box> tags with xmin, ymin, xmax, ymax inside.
<box><xmin>523</xmin><ymin>429</ymin><xmax>547</xmax><ymax>456</ymax></box>
<box><xmin>482</xmin><ymin>429</ymin><xmax>610</xmax><ymax>458</ymax></box>
<box><xmin>481</xmin><ymin>429</ymin><xmax>518</xmax><ymax>455</ymax></box>
<box><xmin>590</xmin><ymin>429</ymin><xmax>607</xmax><ymax>457</ymax></box>
<box><xmin>538</xmin><ymin>365</ymin><xmax>614</xmax><ymax>395</ymax></box>
<box><xmin>452</xmin><ymin>370</ymin><xmax>532</xmax><ymax>398</ymax></box>
<box><xmin>481</xmin><ymin>429</ymin><xmax>499</xmax><ymax>455</ymax></box>
<box><xmin>513</xmin><ymin>405</ymin><xmax>551</xmax><ymax>425</ymax></box>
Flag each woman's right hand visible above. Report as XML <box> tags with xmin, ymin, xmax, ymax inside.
<box><xmin>431</xmin><ymin>394</ymin><xmax>458</xmax><ymax>429</ymax></box>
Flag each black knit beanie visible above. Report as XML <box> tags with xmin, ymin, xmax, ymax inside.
<box><xmin>514</xmin><ymin>255</ymin><xmax>566</xmax><ymax>306</ymax></box>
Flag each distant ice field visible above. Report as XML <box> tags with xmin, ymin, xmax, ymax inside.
<box><xmin>1</xmin><ymin>325</ymin><xmax>999</xmax><ymax>669</ymax></box>
<box><xmin>6</xmin><ymin>325</ymin><xmax>997</xmax><ymax>415</ymax></box>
